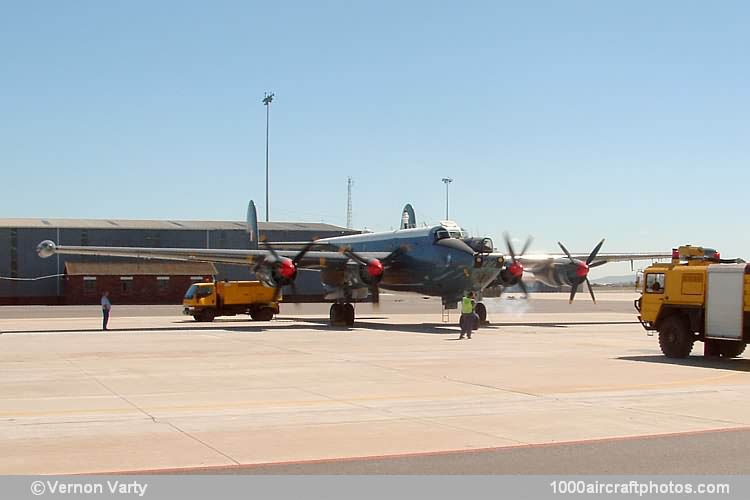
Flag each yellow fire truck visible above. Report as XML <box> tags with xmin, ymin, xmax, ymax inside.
<box><xmin>183</xmin><ymin>281</ymin><xmax>279</xmax><ymax>322</ymax></box>
<box><xmin>635</xmin><ymin>245</ymin><xmax>748</xmax><ymax>358</ymax></box>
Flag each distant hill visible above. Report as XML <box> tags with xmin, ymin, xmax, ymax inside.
<box><xmin>591</xmin><ymin>274</ymin><xmax>636</xmax><ymax>285</ymax></box>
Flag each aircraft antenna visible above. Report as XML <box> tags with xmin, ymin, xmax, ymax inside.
<box><xmin>346</xmin><ymin>177</ymin><xmax>353</xmax><ymax>229</ymax></box>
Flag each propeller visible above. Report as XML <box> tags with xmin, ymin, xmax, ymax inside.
<box><xmin>338</xmin><ymin>246</ymin><xmax>385</xmax><ymax>307</ymax></box>
<box><xmin>503</xmin><ymin>233</ymin><xmax>533</xmax><ymax>298</ymax></box>
<box><xmin>557</xmin><ymin>238</ymin><xmax>605</xmax><ymax>304</ymax></box>
<box><xmin>260</xmin><ymin>240</ymin><xmax>318</xmax><ymax>302</ymax></box>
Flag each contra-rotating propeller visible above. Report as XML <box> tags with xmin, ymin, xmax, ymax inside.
<box><xmin>259</xmin><ymin>240</ymin><xmax>318</xmax><ymax>302</ymax></box>
<box><xmin>338</xmin><ymin>247</ymin><xmax>385</xmax><ymax>306</ymax></box>
<box><xmin>502</xmin><ymin>233</ymin><xmax>533</xmax><ymax>298</ymax></box>
<box><xmin>557</xmin><ymin>239</ymin><xmax>606</xmax><ymax>304</ymax></box>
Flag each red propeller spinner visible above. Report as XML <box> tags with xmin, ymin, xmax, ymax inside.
<box><xmin>509</xmin><ymin>261</ymin><xmax>524</xmax><ymax>278</ymax></box>
<box><xmin>575</xmin><ymin>262</ymin><xmax>589</xmax><ymax>278</ymax></box>
<box><xmin>278</xmin><ymin>258</ymin><xmax>297</xmax><ymax>280</ymax></box>
<box><xmin>366</xmin><ymin>259</ymin><xmax>384</xmax><ymax>278</ymax></box>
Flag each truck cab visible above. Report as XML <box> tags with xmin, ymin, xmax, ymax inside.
<box><xmin>184</xmin><ymin>282</ymin><xmax>217</xmax><ymax>306</ymax></box>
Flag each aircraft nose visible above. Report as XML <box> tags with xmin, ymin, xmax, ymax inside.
<box><xmin>435</xmin><ymin>238</ymin><xmax>476</xmax><ymax>254</ymax></box>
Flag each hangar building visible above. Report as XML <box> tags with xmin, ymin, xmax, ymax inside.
<box><xmin>0</xmin><ymin>218</ymin><xmax>357</xmax><ymax>305</ymax></box>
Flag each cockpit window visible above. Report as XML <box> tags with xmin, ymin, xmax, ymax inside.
<box><xmin>435</xmin><ymin>228</ymin><xmax>469</xmax><ymax>241</ymax></box>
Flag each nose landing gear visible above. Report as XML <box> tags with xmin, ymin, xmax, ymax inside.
<box><xmin>475</xmin><ymin>302</ymin><xmax>487</xmax><ymax>324</ymax></box>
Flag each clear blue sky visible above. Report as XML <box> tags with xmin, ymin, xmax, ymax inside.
<box><xmin>2</xmin><ymin>1</ymin><xmax>749</xmax><ymax>276</ymax></box>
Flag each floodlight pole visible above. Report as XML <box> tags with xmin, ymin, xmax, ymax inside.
<box><xmin>441</xmin><ymin>177</ymin><xmax>453</xmax><ymax>219</ymax></box>
<box><xmin>263</xmin><ymin>92</ymin><xmax>275</xmax><ymax>222</ymax></box>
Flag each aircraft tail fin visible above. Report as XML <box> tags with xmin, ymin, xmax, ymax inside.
<box><xmin>247</xmin><ymin>200</ymin><xmax>259</xmax><ymax>249</ymax></box>
<box><xmin>400</xmin><ymin>204</ymin><xmax>416</xmax><ymax>229</ymax></box>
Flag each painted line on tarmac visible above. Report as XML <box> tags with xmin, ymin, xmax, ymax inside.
<box><xmin>571</xmin><ymin>370</ymin><xmax>743</xmax><ymax>392</ymax></box>
<box><xmin>93</xmin><ymin>424</ymin><xmax>750</xmax><ymax>475</ymax></box>
<box><xmin>3</xmin><ymin>390</ymin><xmax>515</xmax><ymax>417</ymax></box>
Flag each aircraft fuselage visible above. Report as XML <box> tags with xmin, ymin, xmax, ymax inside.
<box><xmin>319</xmin><ymin>225</ymin><xmax>502</xmax><ymax>303</ymax></box>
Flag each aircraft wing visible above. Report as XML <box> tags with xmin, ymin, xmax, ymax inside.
<box><xmin>575</xmin><ymin>252</ymin><xmax>672</xmax><ymax>263</ymax></box>
<box><xmin>487</xmin><ymin>245</ymin><xmax>673</xmax><ymax>300</ymax></box>
<box><xmin>35</xmin><ymin>241</ymin><xmax>391</xmax><ymax>270</ymax></box>
<box><xmin>516</xmin><ymin>251</ymin><xmax>672</xmax><ymax>266</ymax></box>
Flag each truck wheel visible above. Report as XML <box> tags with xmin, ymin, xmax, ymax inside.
<box><xmin>199</xmin><ymin>310</ymin><xmax>215</xmax><ymax>322</ymax></box>
<box><xmin>658</xmin><ymin>315</ymin><xmax>694</xmax><ymax>358</ymax></box>
<box><xmin>718</xmin><ymin>340</ymin><xmax>746</xmax><ymax>358</ymax></box>
<box><xmin>251</xmin><ymin>307</ymin><xmax>275</xmax><ymax>321</ymax></box>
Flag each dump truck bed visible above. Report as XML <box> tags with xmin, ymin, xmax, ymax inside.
<box><xmin>217</xmin><ymin>281</ymin><xmax>278</xmax><ymax>305</ymax></box>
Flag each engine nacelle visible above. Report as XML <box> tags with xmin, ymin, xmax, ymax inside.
<box><xmin>534</xmin><ymin>262</ymin><xmax>585</xmax><ymax>288</ymax></box>
<box><xmin>492</xmin><ymin>260</ymin><xmax>524</xmax><ymax>288</ymax></box>
<box><xmin>319</xmin><ymin>259</ymin><xmax>384</xmax><ymax>289</ymax></box>
<box><xmin>346</xmin><ymin>259</ymin><xmax>385</xmax><ymax>287</ymax></box>
<box><xmin>493</xmin><ymin>270</ymin><xmax>519</xmax><ymax>288</ymax></box>
<box><xmin>254</xmin><ymin>258</ymin><xmax>298</xmax><ymax>288</ymax></box>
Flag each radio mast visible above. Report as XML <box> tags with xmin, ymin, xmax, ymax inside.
<box><xmin>346</xmin><ymin>177</ymin><xmax>353</xmax><ymax>229</ymax></box>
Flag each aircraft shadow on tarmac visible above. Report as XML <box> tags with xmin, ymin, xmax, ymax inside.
<box><xmin>618</xmin><ymin>355</ymin><xmax>750</xmax><ymax>372</ymax></box>
<box><xmin>285</xmin><ymin>318</ymin><xmax>636</xmax><ymax>334</ymax></box>
<box><xmin>0</xmin><ymin>319</ymin><xmax>636</xmax><ymax>336</ymax></box>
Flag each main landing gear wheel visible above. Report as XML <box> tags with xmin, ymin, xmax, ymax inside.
<box><xmin>329</xmin><ymin>303</ymin><xmax>355</xmax><ymax>327</ymax></box>
<box><xmin>475</xmin><ymin>302</ymin><xmax>487</xmax><ymax>324</ymax></box>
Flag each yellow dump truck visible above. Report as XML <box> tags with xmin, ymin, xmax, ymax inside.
<box><xmin>635</xmin><ymin>245</ymin><xmax>748</xmax><ymax>358</ymax></box>
<box><xmin>183</xmin><ymin>281</ymin><xmax>280</xmax><ymax>322</ymax></box>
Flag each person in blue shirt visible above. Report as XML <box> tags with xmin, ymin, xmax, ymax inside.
<box><xmin>100</xmin><ymin>291</ymin><xmax>112</xmax><ymax>331</ymax></box>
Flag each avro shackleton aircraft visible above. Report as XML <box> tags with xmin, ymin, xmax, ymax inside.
<box><xmin>36</xmin><ymin>201</ymin><xmax>670</xmax><ymax>326</ymax></box>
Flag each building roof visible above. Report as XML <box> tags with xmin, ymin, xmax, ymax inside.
<box><xmin>65</xmin><ymin>261</ymin><xmax>217</xmax><ymax>276</ymax></box>
<box><xmin>0</xmin><ymin>218</ymin><xmax>352</xmax><ymax>233</ymax></box>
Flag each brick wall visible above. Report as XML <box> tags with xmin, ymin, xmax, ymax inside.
<box><xmin>64</xmin><ymin>274</ymin><xmax>213</xmax><ymax>305</ymax></box>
